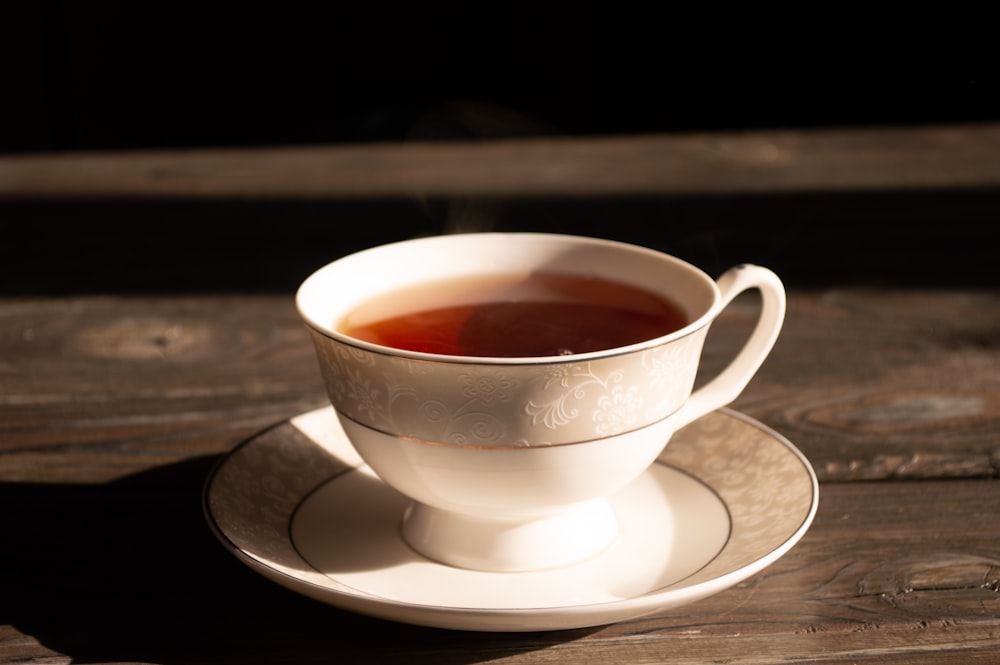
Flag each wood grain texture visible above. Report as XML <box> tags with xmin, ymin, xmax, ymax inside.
<box><xmin>1</xmin><ymin>480</ymin><xmax>997</xmax><ymax>664</ymax></box>
<box><xmin>1</xmin><ymin>289</ymin><xmax>999</xmax><ymax>663</ymax></box>
<box><xmin>1</xmin><ymin>290</ymin><xmax>997</xmax><ymax>483</ymax></box>
<box><xmin>695</xmin><ymin>289</ymin><xmax>1000</xmax><ymax>481</ymax></box>
<box><xmin>2</xmin><ymin>123</ymin><xmax>1000</xmax><ymax>200</ymax></box>
<box><xmin>0</xmin><ymin>295</ymin><xmax>326</xmax><ymax>483</ymax></box>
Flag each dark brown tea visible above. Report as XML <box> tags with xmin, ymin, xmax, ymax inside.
<box><xmin>338</xmin><ymin>271</ymin><xmax>688</xmax><ymax>358</ymax></box>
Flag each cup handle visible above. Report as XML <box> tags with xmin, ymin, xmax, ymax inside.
<box><xmin>671</xmin><ymin>264</ymin><xmax>786</xmax><ymax>430</ymax></box>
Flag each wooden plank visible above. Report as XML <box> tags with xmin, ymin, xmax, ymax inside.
<box><xmin>713</xmin><ymin>289</ymin><xmax>1000</xmax><ymax>481</ymax></box>
<box><xmin>1</xmin><ymin>291</ymin><xmax>999</xmax><ymax>663</ymax></box>
<box><xmin>0</xmin><ymin>295</ymin><xmax>326</xmax><ymax>483</ymax></box>
<box><xmin>1</xmin><ymin>290</ymin><xmax>997</xmax><ymax>484</ymax></box>
<box><xmin>1</xmin><ymin>123</ymin><xmax>999</xmax><ymax>199</ymax></box>
<box><xmin>2</xmin><ymin>479</ymin><xmax>998</xmax><ymax>664</ymax></box>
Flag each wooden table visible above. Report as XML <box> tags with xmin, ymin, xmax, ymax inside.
<box><xmin>2</xmin><ymin>125</ymin><xmax>999</xmax><ymax>663</ymax></box>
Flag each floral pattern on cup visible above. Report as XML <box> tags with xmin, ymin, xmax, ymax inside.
<box><xmin>309</xmin><ymin>328</ymin><xmax>706</xmax><ymax>447</ymax></box>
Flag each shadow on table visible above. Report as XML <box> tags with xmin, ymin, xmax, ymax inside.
<box><xmin>2</xmin><ymin>456</ymin><xmax>599</xmax><ymax>664</ymax></box>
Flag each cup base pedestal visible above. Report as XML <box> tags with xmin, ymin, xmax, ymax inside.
<box><xmin>400</xmin><ymin>499</ymin><xmax>619</xmax><ymax>572</ymax></box>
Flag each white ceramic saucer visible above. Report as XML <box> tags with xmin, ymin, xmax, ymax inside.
<box><xmin>204</xmin><ymin>406</ymin><xmax>818</xmax><ymax>632</ymax></box>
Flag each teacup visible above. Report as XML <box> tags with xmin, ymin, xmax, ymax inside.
<box><xmin>296</xmin><ymin>232</ymin><xmax>785</xmax><ymax>572</ymax></box>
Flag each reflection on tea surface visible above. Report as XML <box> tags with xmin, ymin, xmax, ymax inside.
<box><xmin>339</xmin><ymin>271</ymin><xmax>687</xmax><ymax>358</ymax></box>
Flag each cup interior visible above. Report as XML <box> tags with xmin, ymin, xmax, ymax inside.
<box><xmin>297</xmin><ymin>232</ymin><xmax>720</xmax><ymax>361</ymax></box>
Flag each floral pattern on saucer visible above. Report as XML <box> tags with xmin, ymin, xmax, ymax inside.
<box><xmin>204</xmin><ymin>406</ymin><xmax>818</xmax><ymax>629</ymax></box>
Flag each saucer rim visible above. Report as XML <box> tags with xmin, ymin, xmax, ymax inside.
<box><xmin>203</xmin><ymin>407</ymin><xmax>819</xmax><ymax>632</ymax></box>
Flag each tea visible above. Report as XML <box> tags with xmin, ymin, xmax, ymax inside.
<box><xmin>338</xmin><ymin>271</ymin><xmax>688</xmax><ymax>357</ymax></box>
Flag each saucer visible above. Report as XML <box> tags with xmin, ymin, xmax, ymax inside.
<box><xmin>203</xmin><ymin>407</ymin><xmax>818</xmax><ymax>632</ymax></box>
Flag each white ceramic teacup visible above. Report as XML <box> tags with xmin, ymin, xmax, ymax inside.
<box><xmin>296</xmin><ymin>232</ymin><xmax>785</xmax><ymax>572</ymax></box>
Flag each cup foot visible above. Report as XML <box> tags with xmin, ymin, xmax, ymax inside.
<box><xmin>400</xmin><ymin>499</ymin><xmax>619</xmax><ymax>572</ymax></box>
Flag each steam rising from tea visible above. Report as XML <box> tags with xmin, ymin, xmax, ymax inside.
<box><xmin>339</xmin><ymin>271</ymin><xmax>687</xmax><ymax>358</ymax></box>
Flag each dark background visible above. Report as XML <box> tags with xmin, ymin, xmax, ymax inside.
<box><xmin>4</xmin><ymin>1</ymin><xmax>998</xmax><ymax>151</ymax></box>
<box><xmin>2</xmin><ymin>1</ymin><xmax>999</xmax><ymax>294</ymax></box>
